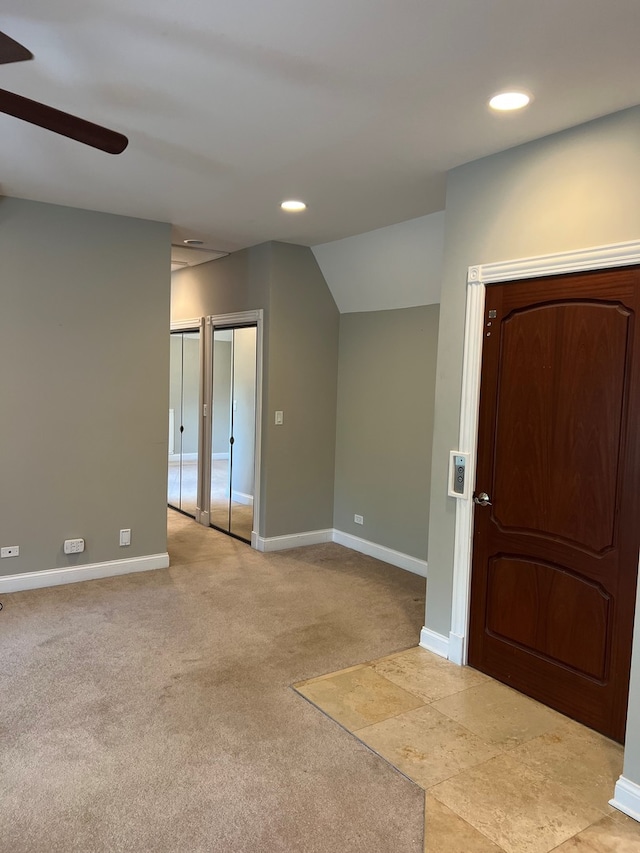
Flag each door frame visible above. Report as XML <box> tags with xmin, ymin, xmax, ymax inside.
<box><xmin>449</xmin><ymin>239</ymin><xmax>640</xmax><ymax>667</ymax></box>
<box><xmin>203</xmin><ymin>310</ymin><xmax>264</xmax><ymax>547</ymax></box>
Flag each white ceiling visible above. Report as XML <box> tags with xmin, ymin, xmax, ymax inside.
<box><xmin>2</xmin><ymin>1</ymin><xmax>639</xmax><ymax>254</ymax></box>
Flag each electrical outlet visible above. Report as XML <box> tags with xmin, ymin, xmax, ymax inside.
<box><xmin>354</xmin><ymin>514</ymin><xmax>364</xmax><ymax>525</ymax></box>
<box><xmin>63</xmin><ymin>538</ymin><xmax>85</xmax><ymax>555</ymax></box>
<box><xmin>119</xmin><ymin>529</ymin><xmax>131</xmax><ymax>547</ymax></box>
<box><xmin>1</xmin><ymin>545</ymin><xmax>19</xmax><ymax>558</ymax></box>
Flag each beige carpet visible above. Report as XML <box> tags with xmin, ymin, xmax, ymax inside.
<box><xmin>1</xmin><ymin>510</ymin><xmax>426</xmax><ymax>852</ymax></box>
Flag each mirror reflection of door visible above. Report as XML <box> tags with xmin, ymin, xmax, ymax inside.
<box><xmin>168</xmin><ymin>330</ymin><xmax>200</xmax><ymax>517</ymax></box>
<box><xmin>210</xmin><ymin>325</ymin><xmax>257</xmax><ymax>542</ymax></box>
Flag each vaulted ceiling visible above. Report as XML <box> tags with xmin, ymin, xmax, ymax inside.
<box><xmin>2</xmin><ymin>1</ymin><xmax>639</xmax><ymax>254</ymax></box>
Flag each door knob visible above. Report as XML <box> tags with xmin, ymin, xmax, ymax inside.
<box><xmin>473</xmin><ymin>492</ymin><xmax>492</xmax><ymax>506</ymax></box>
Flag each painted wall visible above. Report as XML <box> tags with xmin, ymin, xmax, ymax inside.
<box><xmin>171</xmin><ymin>241</ymin><xmax>339</xmax><ymax>538</ymax></box>
<box><xmin>624</xmin><ymin>574</ymin><xmax>640</xmax><ymax>784</ymax></box>
<box><xmin>171</xmin><ymin>243</ymin><xmax>270</xmax><ymax>322</ymax></box>
<box><xmin>312</xmin><ymin>211</ymin><xmax>444</xmax><ymax>313</ymax></box>
<box><xmin>264</xmin><ymin>242</ymin><xmax>339</xmax><ymax>536</ymax></box>
<box><xmin>425</xmin><ymin>106</ymin><xmax>640</xmax><ymax>788</ymax></box>
<box><xmin>334</xmin><ymin>306</ymin><xmax>439</xmax><ymax>559</ymax></box>
<box><xmin>0</xmin><ymin>197</ymin><xmax>170</xmax><ymax>575</ymax></box>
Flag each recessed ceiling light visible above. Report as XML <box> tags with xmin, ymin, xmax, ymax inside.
<box><xmin>281</xmin><ymin>200</ymin><xmax>307</xmax><ymax>212</ymax></box>
<box><xmin>489</xmin><ymin>91</ymin><xmax>531</xmax><ymax>111</ymax></box>
<box><xmin>183</xmin><ymin>238</ymin><xmax>204</xmax><ymax>246</ymax></box>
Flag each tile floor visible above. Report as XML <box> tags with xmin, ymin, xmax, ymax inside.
<box><xmin>294</xmin><ymin>646</ymin><xmax>640</xmax><ymax>853</ymax></box>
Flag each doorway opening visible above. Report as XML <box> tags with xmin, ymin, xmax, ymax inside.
<box><xmin>168</xmin><ymin>310</ymin><xmax>263</xmax><ymax>546</ymax></box>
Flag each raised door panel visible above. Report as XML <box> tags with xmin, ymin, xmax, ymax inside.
<box><xmin>493</xmin><ymin>302</ymin><xmax>629</xmax><ymax>554</ymax></box>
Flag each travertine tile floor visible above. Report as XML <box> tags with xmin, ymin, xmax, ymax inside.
<box><xmin>294</xmin><ymin>646</ymin><xmax>640</xmax><ymax>853</ymax></box>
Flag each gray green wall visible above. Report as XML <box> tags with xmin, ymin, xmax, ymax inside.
<box><xmin>172</xmin><ymin>242</ymin><xmax>440</xmax><ymax>556</ymax></box>
<box><xmin>625</xmin><ymin>578</ymin><xmax>640</xmax><ymax>783</ymax></box>
<box><xmin>171</xmin><ymin>243</ymin><xmax>271</xmax><ymax>322</ymax></box>
<box><xmin>0</xmin><ymin>197</ymin><xmax>170</xmax><ymax>575</ymax></box>
<box><xmin>265</xmin><ymin>242</ymin><xmax>339</xmax><ymax>535</ymax></box>
<box><xmin>425</xmin><ymin>105</ymin><xmax>640</xmax><ymax>780</ymax></box>
<box><xmin>334</xmin><ymin>306</ymin><xmax>439</xmax><ymax>559</ymax></box>
<box><xmin>170</xmin><ymin>241</ymin><xmax>339</xmax><ymax>537</ymax></box>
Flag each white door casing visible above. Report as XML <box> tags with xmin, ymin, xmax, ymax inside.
<box><xmin>450</xmin><ymin>239</ymin><xmax>640</xmax><ymax>666</ymax></box>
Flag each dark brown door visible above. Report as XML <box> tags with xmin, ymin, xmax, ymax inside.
<box><xmin>468</xmin><ymin>266</ymin><xmax>640</xmax><ymax>742</ymax></box>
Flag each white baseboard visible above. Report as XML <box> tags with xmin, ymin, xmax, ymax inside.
<box><xmin>255</xmin><ymin>529</ymin><xmax>334</xmax><ymax>552</ymax></box>
<box><xmin>610</xmin><ymin>776</ymin><xmax>640</xmax><ymax>822</ymax></box>
<box><xmin>419</xmin><ymin>626</ymin><xmax>450</xmax><ymax>659</ymax></box>
<box><xmin>0</xmin><ymin>553</ymin><xmax>170</xmax><ymax>593</ymax></box>
<box><xmin>231</xmin><ymin>490</ymin><xmax>254</xmax><ymax>507</ymax></box>
<box><xmin>168</xmin><ymin>452</ymin><xmax>198</xmax><ymax>462</ymax></box>
<box><xmin>255</xmin><ymin>527</ymin><xmax>429</xmax><ymax>578</ymax></box>
<box><xmin>448</xmin><ymin>632</ymin><xmax>466</xmax><ymax>665</ymax></box>
<box><xmin>332</xmin><ymin>530</ymin><xmax>428</xmax><ymax>578</ymax></box>
<box><xmin>212</xmin><ymin>452</ymin><xmax>229</xmax><ymax>460</ymax></box>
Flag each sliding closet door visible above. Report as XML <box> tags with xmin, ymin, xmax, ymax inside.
<box><xmin>210</xmin><ymin>325</ymin><xmax>257</xmax><ymax>542</ymax></box>
<box><xmin>168</xmin><ymin>330</ymin><xmax>200</xmax><ymax>516</ymax></box>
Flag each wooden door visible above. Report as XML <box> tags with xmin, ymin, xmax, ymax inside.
<box><xmin>468</xmin><ymin>266</ymin><xmax>640</xmax><ymax>742</ymax></box>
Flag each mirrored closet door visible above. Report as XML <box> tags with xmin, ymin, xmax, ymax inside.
<box><xmin>168</xmin><ymin>329</ymin><xmax>201</xmax><ymax>517</ymax></box>
<box><xmin>210</xmin><ymin>325</ymin><xmax>257</xmax><ymax>542</ymax></box>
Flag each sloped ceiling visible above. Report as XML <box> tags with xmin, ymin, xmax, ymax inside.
<box><xmin>313</xmin><ymin>211</ymin><xmax>444</xmax><ymax>313</ymax></box>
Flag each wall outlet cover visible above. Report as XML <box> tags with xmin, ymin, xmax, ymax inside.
<box><xmin>63</xmin><ymin>538</ymin><xmax>85</xmax><ymax>555</ymax></box>
<box><xmin>1</xmin><ymin>546</ymin><xmax>19</xmax><ymax>558</ymax></box>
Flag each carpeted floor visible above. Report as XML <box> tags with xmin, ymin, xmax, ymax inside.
<box><xmin>0</xmin><ymin>510</ymin><xmax>426</xmax><ymax>852</ymax></box>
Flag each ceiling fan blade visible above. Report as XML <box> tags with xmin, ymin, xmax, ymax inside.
<box><xmin>0</xmin><ymin>88</ymin><xmax>128</xmax><ymax>154</ymax></box>
<box><xmin>0</xmin><ymin>32</ymin><xmax>33</xmax><ymax>64</ymax></box>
